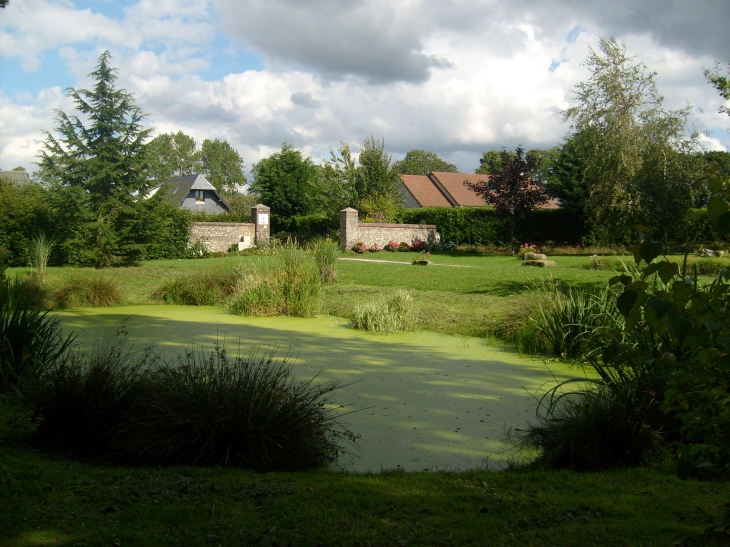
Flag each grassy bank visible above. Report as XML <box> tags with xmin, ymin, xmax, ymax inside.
<box><xmin>7</xmin><ymin>253</ymin><xmax>619</xmax><ymax>338</ymax></box>
<box><xmin>0</xmin><ymin>444</ymin><xmax>726</xmax><ymax>547</ymax></box>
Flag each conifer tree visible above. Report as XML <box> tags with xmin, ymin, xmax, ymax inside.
<box><xmin>38</xmin><ymin>51</ymin><xmax>151</xmax><ymax>267</ymax></box>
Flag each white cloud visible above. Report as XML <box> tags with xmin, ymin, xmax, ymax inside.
<box><xmin>1</xmin><ymin>0</ymin><xmax>728</xmax><ymax>175</ymax></box>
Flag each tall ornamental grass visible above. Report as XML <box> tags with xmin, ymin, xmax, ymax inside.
<box><xmin>311</xmin><ymin>237</ymin><xmax>341</xmax><ymax>284</ymax></box>
<box><xmin>494</xmin><ymin>283</ymin><xmax>623</xmax><ymax>360</ymax></box>
<box><xmin>55</xmin><ymin>272</ymin><xmax>123</xmax><ymax>308</ymax></box>
<box><xmin>153</xmin><ymin>269</ymin><xmax>238</xmax><ymax>306</ymax></box>
<box><xmin>30</xmin><ymin>234</ymin><xmax>56</xmax><ymax>282</ymax></box>
<box><xmin>21</xmin><ymin>331</ymin><xmax>355</xmax><ymax>471</ymax></box>
<box><xmin>1</xmin><ymin>277</ymin><xmax>73</xmax><ymax>392</ymax></box>
<box><xmin>350</xmin><ymin>290</ymin><xmax>418</xmax><ymax>333</ymax></box>
<box><xmin>227</xmin><ymin>245</ymin><xmax>322</xmax><ymax>317</ymax></box>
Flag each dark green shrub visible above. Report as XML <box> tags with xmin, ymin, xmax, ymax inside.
<box><xmin>398</xmin><ymin>207</ymin><xmax>586</xmax><ymax>246</ymax></box>
<box><xmin>22</xmin><ymin>331</ymin><xmax>154</xmax><ymax>454</ymax></box>
<box><xmin>153</xmin><ymin>270</ymin><xmax>238</xmax><ymax>306</ymax></box>
<box><xmin>521</xmin><ymin>374</ymin><xmax>668</xmax><ymax>470</ymax></box>
<box><xmin>21</xmin><ymin>330</ymin><xmax>355</xmax><ymax>471</ymax></box>
<box><xmin>1</xmin><ymin>277</ymin><xmax>73</xmax><ymax>392</ymax></box>
<box><xmin>113</xmin><ymin>346</ymin><xmax>354</xmax><ymax>470</ymax></box>
<box><xmin>55</xmin><ymin>273</ymin><xmax>123</xmax><ymax>307</ymax></box>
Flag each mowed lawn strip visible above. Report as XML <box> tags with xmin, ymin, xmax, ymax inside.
<box><xmin>8</xmin><ymin>253</ymin><xmax>620</xmax><ymax>338</ymax></box>
<box><xmin>0</xmin><ymin>445</ymin><xmax>724</xmax><ymax>547</ymax></box>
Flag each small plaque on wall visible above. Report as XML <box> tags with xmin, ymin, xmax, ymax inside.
<box><xmin>258</xmin><ymin>213</ymin><xmax>269</xmax><ymax>225</ymax></box>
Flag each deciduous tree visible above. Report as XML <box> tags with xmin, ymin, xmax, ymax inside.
<box><xmin>465</xmin><ymin>147</ymin><xmax>549</xmax><ymax>243</ymax></box>
<box><xmin>146</xmin><ymin>132</ymin><xmax>201</xmax><ymax>183</ymax></box>
<box><xmin>200</xmin><ymin>138</ymin><xmax>247</xmax><ymax>195</ymax></box>
<box><xmin>394</xmin><ymin>149</ymin><xmax>457</xmax><ymax>175</ymax></box>
<box><xmin>564</xmin><ymin>37</ymin><xmax>698</xmax><ymax>243</ymax></box>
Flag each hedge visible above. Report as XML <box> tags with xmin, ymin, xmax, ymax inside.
<box><xmin>397</xmin><ymin>207</ymin><xmax>587</xmax><ymax>246</ymax></box>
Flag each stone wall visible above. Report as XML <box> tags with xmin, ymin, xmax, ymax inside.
<box><xmin>339</xmin><ymin>208</ymin><xmax>440</xmax><ymax>250</ymax></box>
<box><xmin>189</xmin><ymin>222</ymin><xmax>256</xmax><ymax>253</ymax></box>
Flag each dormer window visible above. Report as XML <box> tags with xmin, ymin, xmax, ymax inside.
<box><xmin>195</xmin><ymin>190</ymin><xmax>205</xmax><ymax>203</ymax></box>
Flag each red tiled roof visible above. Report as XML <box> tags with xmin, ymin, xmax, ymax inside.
<box><xmin>399</xmin><ymin>174</ymin><xmax>451</xmax><ymax>207</ymax></box>
<box><xmin>429</xmin><ymin>172</ymin><xmax>488</xmax><ymax>207</ymax></box>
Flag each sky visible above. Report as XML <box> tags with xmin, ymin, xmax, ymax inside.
<box><xmin>1</xmin><ymin>0</ymin><xmax>729</xmax><ymax>177</ymax></box>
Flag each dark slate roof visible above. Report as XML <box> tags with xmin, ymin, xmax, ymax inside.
<box><xmin>148</xmin><ymin>174</ymin><xmax>232</xmax><ymax>211</ymax></box>
<box><xmin>0</xmin><ymin>170</ymin><xmax>31</xmax><ymax>185</ymax></box>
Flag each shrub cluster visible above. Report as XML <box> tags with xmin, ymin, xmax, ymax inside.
<box><xmin>54</xmin><ymin>273</ymin><xmax>123</xmax><ymax>308</ymax></box>
<box><xmin>21</xmin><ymin>332</ymin><xmax>354</xmax><ymax>471</ymax></box>
<box><xmin>153</xmin><ymin>269</ymin><xmax>238</xmax><ymax>306</ymax></box>
<box><xmin>350</xmin><ymin>290</ymin><xmax>418</xmax><ymax>333</ymax></box>
<box><xmin>227</xmin><ymin>246</ymin><xmax>322</xmax><ymax>317</ymax></box>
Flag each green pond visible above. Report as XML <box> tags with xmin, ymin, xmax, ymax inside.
<box><xmin>57</xmin><ymin>305</ymin><xmax>584</xmax><ymax>472</ymax></box>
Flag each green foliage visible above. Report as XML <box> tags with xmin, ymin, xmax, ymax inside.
<box><xmin>145</xmin><ymin>131</ymin><xmax>200</xmax><ymax>183</ymax></box>
<box><xmin>113</xmin><ymin>346</ymin><xmax>352</xmax><ymax>470</ymax></box>
<box><xmin>314</xmin><ymin>143</ymin><xmax>358</xmax><ymax>220</ymax></box>
<box><xmin>55</xmin><ymin>273</ymin><xmax>123</xmax><ymax>308</ymax></box>
<box><xmin>30</xmin><ymin>234</ymin><xmax>55</xmax><ymax>282</ymax></box>
<box><xmin>466</xmin><ymin>147</ymin><xmax>550</xmax><ymax>242</ymax></box>
<box><xmin>251</xmin><ymin>143</ymin><xmax>320</xmax><ymax>231</ymax></box>
<box><xmin>125</xmin><ymin>197</ymin><xmax>192</xmax><ymax>260</ymax></box>
<box><xmin>564</xmin><ymin>37</ymin><xmax>699</xmax><ymax>243</ymax></box>
<box><xmin>354</xmin><ymin>136</ymin><xmax>401</xmax><ymax>210</ymax></box>
<box><xmin>521</xmin><ymin>376</ymin><xmax>667</xmax><ymax>471</ymax></box>
<box><xmin>398</xmin><ymin>207</ymin><xmax>585</xmax><ymax>246</ymax></box>
<box><xmin>311</xmin><ymin>237</ymin><xmax>341</xmax><ymax>284</ymax></box>
<box><xmin>350</xmin><ymin>290</ymin><xmax>418</xmax><ymax>333</ymax></box>
<box><xmin>0</xmin><ymin>179</ymin><xmax>57</xmax><ymax>266</ymax></box>
<box><xmin>546</xmin><ymin>132</ymin><xmax>591</xmax><ymax>215</ymax></box>
<box><xmin>1</xmin><ymin>277</ymin><xmax>73</xmax><ymax>392</ymax></box>
<box><xmin>38</xmin><ymin>51</ymin><xmax>152</xmax><ymax>268</ymax></box>
<box><xmin>22</xmin><ymin>330</ymin><xmax>155</xmax><ymax>455</ymax></box>
<box><xmin>227</xmin><ymin>246</ymin><xmax>322</xmax><ymax>317</ymax></box>
<box><xmin>704</xmin><ymin>62</ymin><xmax>730</xmax><ymax>116</ymax></box>
<box><xmin>475</xmin><ymin>150</ymin><xmax>512</xmax><ymax>175</ymax></box>
<box><xmin>21</xmin><ymin>329</ymin><xmax>354</xmax><ymax>470</ymax></box>
<box><xmin>200</xmin><ymin>138</ymin><xmax>247</xmax><ymax>194</ymax></box>
<box><xmin>394</xmin><ymin>149</ymin><xmax>458</xmax><ymax>175</ymax></box>
<box><xmin>153</xmin><ymin>269</ymin><xmax>238</xmax><ymax>306</ymax></box>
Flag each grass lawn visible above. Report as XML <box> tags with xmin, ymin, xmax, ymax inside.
<box><xmin>0</xmin><ymin>445</ymin><xmax>726</xmax><ymax>547</ymax></box>
<box><xmin>3</xmin><ymin>251</ymin><xmax>728</xmax><ymax>546</ymax></box>
<box><xmin>8</xmin><ymin>252</ymin><xmax>622</xmax><ymax>337</ymax></box>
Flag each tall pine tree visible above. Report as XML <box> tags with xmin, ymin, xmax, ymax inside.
<box><xmin>38</xmin><ymin>51</ymin><xmax>151</xmax><ymax>267</ymax></box>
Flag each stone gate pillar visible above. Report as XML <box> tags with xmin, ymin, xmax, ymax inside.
<box><xmin>340</xmin><ymin>208</ymin><xmax>359</xmax><ymax>250</ymax></box>
<box><xmin>251</xmin><ymin>204</ymin><xmax>271</xmax><ymax>246</ymax></box>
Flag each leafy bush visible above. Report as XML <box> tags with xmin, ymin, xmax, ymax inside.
<box><xmin>227</xmin><ymin>246</ymin><xmax>322</xmax><ymax>317</ymax></box>
<box><xmin>55</xmin><ymin>273</ymin><xmax>123</xmax><ymax>308</ymax></box>
<box><xmin>21</xmin><ymin>331</ymin><xmax>355</xmax><ymax>471</ymax></box>
<box><xmin>585</xmin><ymin>255</ymin><xmax>629</xmax><ymax>270</ymax></box>
<box><xmin>350</xmin><ymin>290</ymin><xmax>418</xmax><ymax>333</ymax></box>
<box><xmin>311</xmin><ymin>237</ymin><xmax>341</xmax><ymax>284</ymax></box>
<box><xmin>153</xmin><ymin>270</ymin><xmax>238</xmax><ymax>306</ymax></box>
<box><xmin>1</xmin><ymin>277</ymin><xmax>73</xmax><ymax>392</ymax></box>
<box><xmin>384</xmin><ymin>241</ymin><xmax>398</xmax><ymax>252</ymax></box>
<box><xmin>351</xmin><ymin>242</ymin><xmax>366</xmax><ymax>254</ymax></box>
<box><xmin>409</xmin><ymin>241</ymin><xmax>427</xmax><ymax>252</ymax></box>
<box><xmin>113</xmin><ymin>346</ymin><xmax>354</xmax><ymax>470</ymax></box>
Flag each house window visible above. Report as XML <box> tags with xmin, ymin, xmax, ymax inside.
<box><xmin>195</xmin><ymin>190</ymin><xmax>205</xmax><ymax>202</ymax></box>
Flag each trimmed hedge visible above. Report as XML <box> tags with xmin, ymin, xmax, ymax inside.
<box><xmin>398</xmin><ymin>207</ymin><xmax>586</xmax><ymax>245</ymax></box>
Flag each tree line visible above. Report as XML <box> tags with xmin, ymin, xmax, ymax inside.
<box><xmin>2</xmin><ymin>43</ymin><xmax>730</xmax><ymax>267</ymax></box>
